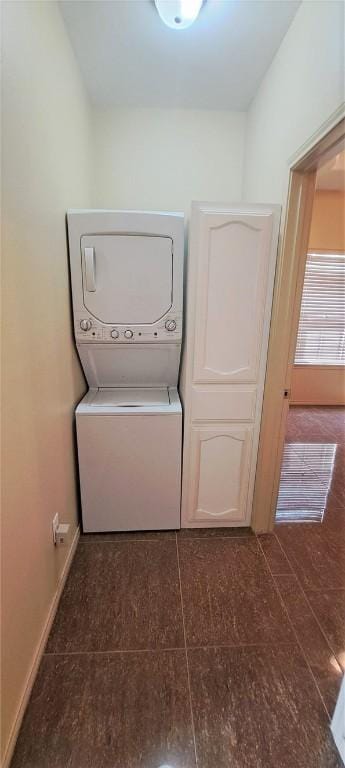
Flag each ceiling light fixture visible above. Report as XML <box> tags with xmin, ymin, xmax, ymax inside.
<box><xmin>154</xmin><ymin>0</ymin><xmax>203</xmax><ymax>30</ymax></box>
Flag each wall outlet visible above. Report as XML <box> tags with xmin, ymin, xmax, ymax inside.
<box><xmin>52</xmin><ymin>513</ymin><xmax>59</xmax><ymax>545</ymax></box>
<box><xmin>55</xmin><ymin>523</ymin><xmax>70</xmax><ymax>546</ymax></box>
<box><xmin>52</xmin><ymin>514</ymin><xmax>70</xmax><ymax>546</ymax></box>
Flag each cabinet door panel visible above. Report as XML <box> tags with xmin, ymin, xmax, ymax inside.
<box><xmin>193</xmin><ymin>213</ymin><xmax>274</xmax><ymax>383</ymax></box>
<box><xmin>191</xmin><ymin>385</ymin><xmax>256</xmax><ymax>421</ymax></box>
<box><xmin>188</xmin><ymin>425</ymin><xmax>253</xmax><ymax>523</ymax></box>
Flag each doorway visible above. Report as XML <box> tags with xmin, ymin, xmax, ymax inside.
<box><xmin>252</xmin><ymin>116</ymin><xmax>345</xmax><ymax>533</ymax></box>
<box><xmin>276</xmin><ymin>148</ymin><xmax>344</xmax><ymax>524</ymax></box>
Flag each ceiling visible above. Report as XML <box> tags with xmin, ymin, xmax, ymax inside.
<box><xmin>316</xmin><ymin>148</ymin><xmax>345</xmax><ymax>192</ymax></box>
<box><xmin>60</xmin><ymin>0</ymin><xmax>300</xmax><ymax>111</ymax></box>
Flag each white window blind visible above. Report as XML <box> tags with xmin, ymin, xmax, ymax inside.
<box><xmin>295</xmin><ymin>251</ymin><xmax>345</xmax><ymax>365</ymax></box>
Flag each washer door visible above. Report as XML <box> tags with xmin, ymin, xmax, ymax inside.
<box><xmin>80</xmin><ymin>234</ymin><xmax>173</xmax><ymax>325</ymax></box>
<box><xmin>89</xmin><ymin>388</ymin><xmax>170</xmax><ymax>408</ymax></box>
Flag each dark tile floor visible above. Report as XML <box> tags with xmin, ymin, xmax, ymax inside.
<box><xmin>275</xmin><ymin>405</ymin><xmax>345</xmax><ymax>720</ymax></box>
<box><xmin>10</xmin><ymin>407</ymin><xmax>344</xmax><ymax>768</ymax></box>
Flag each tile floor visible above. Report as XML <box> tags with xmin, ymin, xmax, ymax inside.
<box><xmin>10</xmin><ymin>407</ymin><xmax>344</xmax><ymax>768</ymax></box>
<box><xmin>274</xmin><ymin>405</ymin><xmax>345</xmax><ymax>725</ymax></box>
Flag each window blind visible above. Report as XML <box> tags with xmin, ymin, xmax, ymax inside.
<box><xmin>295</xmin><ymin>252</ymin><xmax>345</xmax><ymax>365</ymax></box>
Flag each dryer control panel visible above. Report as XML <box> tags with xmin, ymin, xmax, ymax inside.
<box><xmin>74</xmin><ymin>313</ymin><xmax>183</xmax><ymax>343</ymax></box>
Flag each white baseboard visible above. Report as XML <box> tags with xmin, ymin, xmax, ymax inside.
<box><xmin>290</xmin><ymin>401</ymin><xmax>345</xmax><ymax>406</ymax></box>
<box><xmin>2</xmin><ymin>526</ymin><xmax>80</xmax><ymax>768</ymax></box>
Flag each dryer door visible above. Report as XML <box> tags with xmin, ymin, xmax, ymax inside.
<box><xmin>80</xmin><ymin>234</ymin><xmax>173</xmax><ymax>325</ymax></box>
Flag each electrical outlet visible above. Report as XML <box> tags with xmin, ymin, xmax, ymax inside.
<box><xmin>55</xmin><ymin>523</ymin><xmax>70</xmax><ymax>546</ymax></box>
<box><xmin>52</xmin><ymin>513</ymin><xmax>59</xmax><ymax>545</ymax></box>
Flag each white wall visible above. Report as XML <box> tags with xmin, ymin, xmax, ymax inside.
<box><xmin>92</xmin><ymin>2</ymin><xmax>344</xmax><ymax>215</ymax></box>
<box><xmin>1</xmin><ymin>2</ymin><xmax>90</xmax><ymax>763</ymax></box>
<box><xmin>243</xmin><ymin>0</ymin><xmax>345</xmax><ymax>204</ymax></box>
<box><xmin>92</xmin><ymin>108</ymin><xmax>246</xmax><ymax>215</ymax></box>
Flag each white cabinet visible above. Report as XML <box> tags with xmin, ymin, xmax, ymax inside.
<box><xmin>188</xmin><ymin>425</ymin><xmax>253</xmax><ymax>523</ymax></box>
<box><xmin>180</xmin><ymin>203</ymin><xmax>280</xmax><ymax>527</ymax></box>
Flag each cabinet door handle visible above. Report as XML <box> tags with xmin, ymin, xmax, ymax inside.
<box><xmin>84</xmin><ymin>247</ymin><xmax>96</xmax><ymax>292</ymax></box>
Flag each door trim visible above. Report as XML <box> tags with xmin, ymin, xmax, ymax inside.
<box><xmin>251</xmin><ymin>112</ymin><xmax>345</xmax><ymax>532</ymax></box>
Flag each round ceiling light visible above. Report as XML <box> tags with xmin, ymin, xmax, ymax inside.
<box><xmin>154</xmin><ymin>0</ymin><xmax>204</xmax><ymax>30</ymax></box>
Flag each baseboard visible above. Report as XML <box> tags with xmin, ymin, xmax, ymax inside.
<box><xmin>2</xmin><ymin>526</ymin><xmax>80</xmax><ymax>768</ymax></box>
<box><xmin>290</xmin><ymin>400</ymin><xmax>345</xmax><ymax>406</ymax></box>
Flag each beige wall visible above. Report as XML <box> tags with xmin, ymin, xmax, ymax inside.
<box><xmin>243</xmin><ymin>1</ymin><xmax>344</xmax><ymax>205</ymax></box>
<box><xmin>291</xmin><ymin>366</ymin><xmax>345</xmax><ymax>406</ymax></box>
<box><xmin>309</xmin><ymin>189</ymin><xmax>345</xmax><ymax>252</ymax></box>
<box><xmin>92</xmin><ymin>107</ymin><xmax>245</xmax><ymax>215</ymax></box>
<box><xmin>1</xmin><ymin>2</ymin><xmax>90</xmax><ymax>763</ymax></box>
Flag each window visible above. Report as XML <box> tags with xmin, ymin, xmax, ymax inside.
<box><xmin>295</xmin><ymin>252</ymin><xmax>345</xmax><ymax>365</ymax></box>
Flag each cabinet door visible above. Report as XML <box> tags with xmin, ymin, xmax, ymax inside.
<box><xmin>192</xmin><ymin>210</ymin><xmax>275</xmax><ymax>383</ymax></box>
<box><xmin>187</xmin><ymin>424</ymin><xmax>253</xmax><ymax>523</ymax></box>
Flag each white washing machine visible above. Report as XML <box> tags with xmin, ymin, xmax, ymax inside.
<box><xmin>67</xmin><ymin>210</ymin><xmax>184</xmax><ymax>532</ymax></box>
<box><xmin>76</xmin><ymin>388</ymin><xmax>181</xmax><ymax>532</ymax></box>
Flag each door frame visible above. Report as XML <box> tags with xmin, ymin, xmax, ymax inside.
<box><xmin>251</xmin><ymin>111</ymin><xmax>345</xmax><ymax>532</ymax></box>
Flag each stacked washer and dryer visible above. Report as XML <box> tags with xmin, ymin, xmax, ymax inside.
<box><xmin>67</xmin><ymin>210</ymin><xmax>184</xmax><ymax>532</ymax></box>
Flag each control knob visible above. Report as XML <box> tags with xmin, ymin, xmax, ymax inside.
<box><xmin>80</xmin><ymin>319</ymin><xmax>92</xmax><ymax>331</ymax></box>
<box><xmin>110</xmin><ymin>329</ymin><xmax>119</xmax><ymax>339</ymax></box>
<box><xmin>124</xmin><ymin>329</ymin><xmax>133</xmax><ymax>339</ymax></box>
<box><xmin>165</xmin><ymin>319</ymin><xmax>177</xmax><ymax>332</ymax></box>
